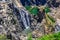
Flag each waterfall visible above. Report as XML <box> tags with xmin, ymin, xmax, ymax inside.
<box><xmin>8</xmin><ymin>3</ymin><xmax>31</xmax><ymax>33</ymax></box>
<box><xmin>18</xmin><ymin>8</ymin><xmax>31</xmax><ymax>34</ymax></box>
<box><xmin>19</xmin><ymin>8</ymin><xmax>30</xmax><ymax>29</ymax></box>
<box><xmin>55</xmin><ymin>25</ymin><xmax>60</xmax><ymax>32</ymax></box>
<box><xmin>55</xmin><ymin>19</ymin><xmax>60</xmax><ymax>32</ymax></box>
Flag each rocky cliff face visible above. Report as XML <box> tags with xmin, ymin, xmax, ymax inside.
<box><xmin>0</xmin><ymin>0</ymin><xmax>60</xmax><ymax>40</ymax></box>
<box><xmin>0</xmin><ymin>3</ymin><xmax>23</xmax><ymax>40</ymax></box>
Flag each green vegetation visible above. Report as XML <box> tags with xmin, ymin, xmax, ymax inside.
<box><xmin>47</xmin><ymin>14</ymin><xmax>55</xmax><ymax>25</ymax></box>
<box><xmin>44</xmin><ymin>7</ymin><xmax>51</xmax><ymax>13</ymax></box>
<box><xmin>0</xmin><ymin>34</ymin><xmax>10</xmax><ymax>40</ymax></box>
<box><xmin>0</xmin><ymin>35</ymin><xmax>6</xmax><ymax>40</ymax></box>
<box><xmin>44</xmin><ymin>6</ymin><xmax>55</xmax><ymax>27</ymax></box>
<box><xmin>27</xmin><ymin>32</ymin><xmax>60</xmax><ymax>40</ymax></box>
<box><xmin>45</xmin><ymin>14</ymin><xmax>55</xmax><ymax>27</ymax></box>
<box><xmin>27</xmin><ymin>33</ymin><xmax>32</xmax><ymax>40</ymax></box>
<box><xmin>25</xmin><ymin>6</ymin><xmax>38</xmax><ymax>15</ymax></box>
<box><xmin>25</xmin><ymin>6</ymin><xmax>31</xmax><ymax>10</ymax></box>
<box><xmin>37</xmin><ymin>32</ymin><xmax>60</xmax><ymax>40</ymax></box>
<box><xmin>30</xmin><ymin>7</ymin><xmax>38</xmax><ymax>15</ymax></box>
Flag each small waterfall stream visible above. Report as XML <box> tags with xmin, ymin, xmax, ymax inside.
<box><xmin>8</xmin><ymin>3</ymin><xmax>31</xmax><ymax>32</ymax></box>
<box><xmin>55</xmin><ymin>19</ymin><xmax>60</xmax><ymax>32</ymax></box>
<box><xmin>55</xmin><ymin>25</ymin><xmax>60</xmax><ymax>32</ymax></box>
<box><xmin>19</xmin><ymin>8</ymin><xmax>30</xmax><ymax>29</ymax></box>
<box><xmin>18</xmin><ymin>8</ymin><xmax>31</xmax><ymax>34</ymax></box>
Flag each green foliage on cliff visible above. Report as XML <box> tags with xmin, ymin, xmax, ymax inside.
<box><xmin>27</xmin><ymin>32</ymin><xmax>60</xmax><ymax>40</ymax></box>
<box><xmin>0</xmin><ymin>35</ymin><xmax>6</xmax><ymax>40</ymax></box>
<box><xmin>45</xmin><ymin>14</ymin><xmax>55</xmax><ymax>27</ymax></box>
<box><xmin>27</xmin><ymin>33</ymin><xmax>32</xmax><ymax>40</ymax></box>
<box><xmin>47</xmin><ymin>14</ymin><xmax>55</xmax><ymax>24</ymax></box>
<box><xmin>30</xmin><ymin>7</ymin><xmax>38</xmax><ymax>15</ymax></box>
<box><xmin>37</xmin><ymin>32</ymin><xmax>60</xmax><ymax>40</ymax></box>
<box><xmin>25</xmin><ymin>6</ymin><xmax>31</xmax><ymax>10</ymax></box>
<box><xmin>0</xmin><ymin>35</ymin><xmax>10</xmax><ymax>40</ymax></box>
<box><xmin>25</xmin><ymin>6</ymin><xmax>38</xmax><ymax>15</ymax></box>
<box><xmin>44</xmin><ymin>7</ymin><xmax>51</xmax><ymax>13</ymax></box>
<box><xmin>44</xmin><ymin>6</ymin><xmax>55</xmax><ymax>27</ymax></box>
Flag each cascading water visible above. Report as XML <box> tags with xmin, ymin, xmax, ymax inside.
<box><xmin>8</xmin><ymin>3</ymin><xmax>31</xmax><ymax>32</ymax></box>
<box><xmin>19</xmin><ymin>8</ymin><xmax>30</xmax><ymax>29</ymax></box>
<box><xmin>55</xmin><ymin>19</ymin><xmax>60</xmax><ymax>32</ymax></box>
<box><xmin>8</xmin><ymin>0</ymin><xmax>31</xmax><ymax>34</ymax></box>
<box><xmin>55</xmin><ymin>25</ymin><xmax>60</xmax><ymax>32</ymax></box>
<box><xmin>18</xmin><ymin>8</ymin><xmax>31</xmax><ymax>34</ymax></box>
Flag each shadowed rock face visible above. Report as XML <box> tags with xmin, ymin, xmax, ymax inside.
<box><xmin>0</xmin><ymin>18</ymin><xmax>4</xmax><ymax>25</ymax></box>
<box><xmin>37</xmin><ymin>10</ymin><xmax>45</xmax><ymax>23</ymax></box>
<box><xmin>47</xmin><ymin>0</ymin><xmax>60</xmax><ymax>8</ymax></box>
<box><xmin>20</xmin><ymin>0</ymin><xmax>47</xmax><ymax>6</ymax></box>
<box><xmin>51</xmin><ymin>0</ymin><xmax>60</xmax><ymax>7</ymax></box>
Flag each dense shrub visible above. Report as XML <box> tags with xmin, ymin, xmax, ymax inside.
<box><xmin>25</xmin><ymin>6</ymin><xmax>39</xmax><ymax>15</ymax></box>
<box><xmin>27</xmin><ymin>32</ymin><xmax>60</xmax><ymax>40</ymax></box>
<box><xmin>37</xmin><ymin>32</ymin><xmax>60</xmax><ymax>40</ymax></box>
<box><xmin>0</xmin><ymin>35</ymin><xmax>10</xmax><ymax>40</ymax></box>
<box><xmin>27</xmin><ymin>33</ymin><xmax>32</xmax><ymax>40</ymax></box>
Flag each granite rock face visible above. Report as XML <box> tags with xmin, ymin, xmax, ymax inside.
<box><xmin>0</xmin><ymin>0</ymin><xmax>60</xmax><ymax>40</ymax></box>
<box><xmin>0</xmin><ymin>3</ymin><xmax>23</xmax><ymax>40</ymax></box>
